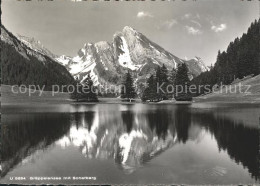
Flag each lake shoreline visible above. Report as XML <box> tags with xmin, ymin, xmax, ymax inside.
<box><xmin>2</xmin><ymin>98</ymin><xmax>260</xmax><ymax>106</ymax></box>
<box><xmin>1</xmin><ymin>84</ymin><xmax>260</xmax><ymax>106</ymax></box>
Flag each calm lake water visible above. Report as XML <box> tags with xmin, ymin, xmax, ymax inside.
<box><xmin>1</xmin><ymin>103</ymin><xmax>259</xmax><ymax>184</ymax></box>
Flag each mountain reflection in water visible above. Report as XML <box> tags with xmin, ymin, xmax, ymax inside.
<box><xmin>1</xmin><ymin>103</ymin><xmax>259</xmax><ymax>183</ymax></box>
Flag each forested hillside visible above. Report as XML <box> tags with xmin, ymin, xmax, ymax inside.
<box><xmin>192</xmin><ymin>19</ymin><xmax>260</xmax><ymax>96</ymax></box>
<box><xmin>0</xmin><ymin>26</ymin><xmax>75</xmax><ymax>91</ymax></box>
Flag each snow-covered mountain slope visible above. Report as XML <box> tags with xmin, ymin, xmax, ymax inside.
<box><xmin>57</xmin><ymin>26</ymin><xmax>208</xmax><ymax>87</ymax></box>
<box><xmin>55</xmin><ymin>55</ymin><xmax>72</xmax><ymax>66</ymax></box>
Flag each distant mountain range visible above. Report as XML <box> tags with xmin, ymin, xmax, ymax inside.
<box><xmin>1</xmin><ymin>25</ymin><xmax>208</xmax><ymax>89</ymax></box>
<box><xmin>55</xmin><ymin>26</ymin><xmax>208</xmax><ymax>86</ymax></box>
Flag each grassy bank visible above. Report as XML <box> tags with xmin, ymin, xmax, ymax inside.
<box><xmin>0</xmin><ymin>85</ymin><xmax>142</xmax><ymax>105</ymax></box>
<box><xmin>1</xmin><ymin>85</ymin><xmax>71</xmax><ymax>105</ymax></box>
<box><xmin>194</xmin><ymin>74</ymin><xmax>260</xmax><ymax>103</ymax></box>
<box><xmin>2</xmin><ymin>74</ymin><xmax>260</xmax><ymax>106</ymax></box>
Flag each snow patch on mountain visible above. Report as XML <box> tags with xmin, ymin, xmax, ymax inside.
<box><xmin>80</xmin><ymin>62</ymin><xmax>99</xmax><ymax>86</ymax></box>
<box><xmin>69</xmin><ymin>54</ymin><xmax>93</xmax><ymax>74</ymax></box>
<box><xmin>56</xmin><ymin>55</ymin><xmax>71</xmax><ymax>66</ymax></box>
<box><xmin>81</xmin><ymin>48</ymin><xmax>86</xmax><ymax>55</ymax></box>
<box><xmin>90</xmin><ymin>70</ymin><xmax>99</xmax><ymax>86</ymax></box>
<box><xmin>152</xmin><ymin>58</ymin><xmax>160</xmax><ymax>66</ymax></box>
<box><xmin>72</xmin><ymin>55</ymin><xmax>82</xmax><ymax>63</ymax></box>
<box><xmin>118</xmin><ymin>36</ymin><xmax>139</xmax><ymax>70</ymax></box>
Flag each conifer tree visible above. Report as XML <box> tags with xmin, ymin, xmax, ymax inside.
<box><xmin>161</xmin><ymin>64</ymin><xmax>168</xmax><ymax>83</ymax></box>
<box><xmin>169</xmin><ymin>67</ymin><xmax>177</xmax><ymax>98</ymax></box>
<box><xmin>70</xmin><ymin>75</ymin><xmax>98</xmax><ymax>102</ymax></box>
<box><xmin>70</xmin><ymin>77</ymin><xmax>82</xmax><ymax>102</ymax></box>
<box><xmin>160</xmin><ymin>64</ymin><xmax>169</xmax><ymax>100</ymax></box>
<box><xmin>155</xmin><ymin>66</ymin><xmax>162</xmax><ymax>100</ymax></box>
<box><xmin>155</xmin><ymin>66</ymin><xmax>162</xmax><ymax>83</ymax></box>
<box><xmin>170</xmin><ymin>68</ymin><xmax>177</xmax><ymax>84</ymax></box>
<box><xmin>121</xmin><ymin>71</ymin><xmax>136</xmax><ymax>101</ymax></box>
<box><xmin>174</xmin><ymin>63</ymin><xmax>192</xmax><ymax>101</ymax></box>
<box><xmin>82</xmin><ymin>74</ymin><xmax>98</xmax><ymax>102</ymax></box>
<box><xmin>155</xmin><ymin>65</ymin><xmax>170</xmax><ymax>100</ymax></box>
<box><xmin>148</xmin><ymin>75</ymin><xmax>157</xmax><ymax>101</ymax></box>
<box><xmin>141</xmin><ymin>75</ymin><xmax>157</xmax><ymax>102</ymax></box>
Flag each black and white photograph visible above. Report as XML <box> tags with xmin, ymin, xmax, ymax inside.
<box><xmin>0</xmin><ymin>0</ymin><xmax>259</xmax><ymax>185</ymax></box>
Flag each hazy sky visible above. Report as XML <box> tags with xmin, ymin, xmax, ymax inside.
<box><xmin>2</xmin><ymin>0</ymin><xmax>259</xmax><ymax>65</ymax></box>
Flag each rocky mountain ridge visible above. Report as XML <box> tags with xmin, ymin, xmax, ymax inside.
<box><xmin>55</xmin><ymin>26</ymin><xmax>209</xmax><ymax>87</ymax></box>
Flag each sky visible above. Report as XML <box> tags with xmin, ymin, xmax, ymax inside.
<box><xmin>2</xmin><ymin>0</ymin><xmax>259</xmax><ymax>66</ymax></box>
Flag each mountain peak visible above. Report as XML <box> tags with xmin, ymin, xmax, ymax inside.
<box><xmin>95</xmin><ymin>41</ymin><xmax>111</xmax><ymax>51</ymax></box>
<box><xmin>84</xmin><ymin>43</ymin><xmax>93</xmax><ymax>48</ymax></box>
<box><xmin>95</xmin><ymin>41</ymin><xmax>109</xmax><ymax>46</ymax></box>
<box><xmin>194</xmin><ymin>56</ymin><xmax>202</xmax><ymax>61</ymax></box>
<box><xmin>185</xmin><ymin>56</ymin><xmax>209</xmax><ymax>74</ymax></box>
<box><xmin>123</xmin><ymin>26</ymin><xmax>135</xmax><ymax>31</ymax></box>
<box><xmin>54</xmin><ymin>25</ymin><xmax>207</xmax><ymax>86</ymax></box>
<box><xmin>122</xmin><ymin>26</ymin><xmax>138</xmax><ymax>35</ymax></box>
